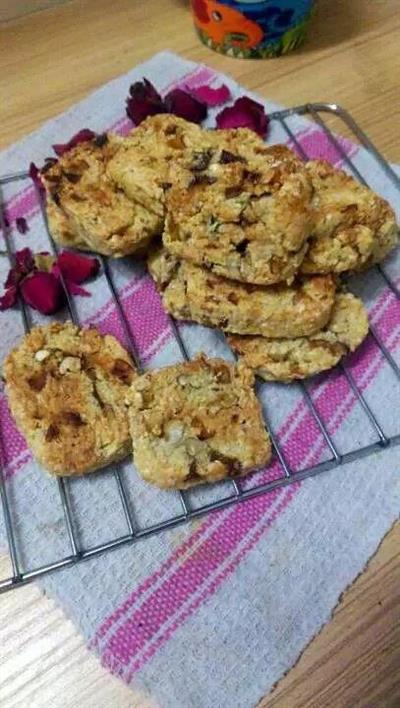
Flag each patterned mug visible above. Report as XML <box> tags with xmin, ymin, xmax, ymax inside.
<box><xmin>190</xmin><ymin>0</ymin><xmax>315</xmax><ymax>58</ymax></box>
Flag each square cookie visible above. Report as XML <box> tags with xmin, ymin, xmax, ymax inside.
<box><xmin>128</xmin><ymin>355</ymin><xmax>271</xmax><ymax>489</ymax></box>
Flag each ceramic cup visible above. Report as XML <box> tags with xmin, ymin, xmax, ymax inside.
<box><xmin>190</xmin><ymin>0</ymin><xmax>315</xmax><ymax>59</ymax></box>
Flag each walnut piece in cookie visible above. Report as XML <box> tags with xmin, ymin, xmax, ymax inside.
<box><xmin>3</xmin><ymin>322</ymin><xmax>136</xmax><ymax>476</ymax></box>
<box><xmin>128</xmin><ymin>355</ymin><xmax>271</xmax><ymax>489</ymax></box>
<box><xmin>229</xmin><ymin>293</ymin><xmax>369</xmax><ymax>382</ymax></box>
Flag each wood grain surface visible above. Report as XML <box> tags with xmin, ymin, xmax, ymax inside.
<box><xmin>0</xmin><ymin>1</ymin><xmax>399</xmax><ymax>706</ymax></box>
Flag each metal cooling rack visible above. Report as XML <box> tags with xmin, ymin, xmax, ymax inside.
<box><xmin>0</xmin><ymin>103</ymin><xmax>399</xmax><ymax>593</ymax></box>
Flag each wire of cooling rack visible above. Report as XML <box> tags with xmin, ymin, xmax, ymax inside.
<box><xmin>0</xmin><ymin>103</ymin><xmax>399</xmax><ymax>593</ymax></box>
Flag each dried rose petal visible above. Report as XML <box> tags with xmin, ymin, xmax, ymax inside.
<box><xmin>216</xmin><ymin>96</ymin><xmax>269</xmax><ymax>138</ymax></box>
<box><xmin>15</xmin><ymin>217</ymin><xmax>29</xmax><ymax>234</ymax></box>
<box><xmin>164</xmin><ymin>88</ymin><xmax>207</xmax><ymax>124</ymax></box>
<box><xmin>52</xmin><ymin>264</ymin><xmax>90</xmax><ymax>297</ymax></box>
<box><xmin>4</xmin><ymin>269</ymin><xmax>18</xmax><ymax>289</ymax></box>
<box><xmin>65</xmin><ymin>280</ymin><xmax>91</xmax><ymax>297</ymax></box>
<box><xmin>4</xmin><ymin>248</ymin><xmax>35</xmax><ymax>290</ymax></box>
<box><xmin>0</xmin><ymin>286</ymin><xmax>18</xmax><ymax>311</ymax></box>
<box><xmin>20</xmin><ymin>271</ymin><xmax>65</xmax><ymax>315</ymax></box>
<box><xmin>126</xmin><ymin>79</ymin><xmax>165</xmax><ymax>125</ymax></box>
<box><xmin>56</xmin><ymin>250</ymin><xmax>100</xmax><ymax>284</ymax></box>
<box><xmin>125</xmin><ymin>78</ymin><xmax>209</xmax><ymax>126</ymax></box>
<box><xmin>129</xmin><ymin>78</ymin><xmax>161</xmax><ymax>103</ymax></box>
<box><xmin>15</xmin><ymin>248</ymin><xmax>35</xmax><ymax>274</ymax></box>
<box><xmin>52</xmin><ymin>129</ymin><xmax>96</xmax><ymax>157</ymax></box>
<box><xmin>29</xmin><ymin>162</ymin><xmax>46</xmax><ymax>198</ymax></box>
<box><xmin>188</xmin><ymin>84</ymin><xmax>231</xmax><ymax>107</ymax></box>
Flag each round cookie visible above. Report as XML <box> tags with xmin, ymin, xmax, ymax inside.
<box><xmin>4</xmin><ymin>322</ymin><xmax>136</xmax><ymax>476</ymax></box>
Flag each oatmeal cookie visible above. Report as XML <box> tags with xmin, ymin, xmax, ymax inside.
<box><xmin>229</xmin><ymin>292</ymin><xmax>369</xmax><ymax>382</ymax></box>
<box><xmin>148</xmin><ymin>247</ymin><xmax>336</xmax><ymax>339</ymax></box>
<box><xmin>106</xmin><ymin>115</ymin><xmax>207</xmax><ymax>217</ymax></box>
<box><xmin>301</xmin><ymin>160</ymin><xmax>398</xmax><ymax>274</ymax></box>
<box><xmin>163</xmin><ymin>146</ymin><xmax>313</xmax><ymax>285</ymax></box>
<box><xmin>128</xmin><ymin>355</ymin><xmax>271</xmax><ymax>489</ymax></box>
<box><xmin>4</xmin><ymin>322</ymin><xmax>136</xmax><ymax>476</ymax></box>
<box><xmin>42</xmin><ymin>134</ymin><xmax>161</xmax><ymax>257</ymax></box>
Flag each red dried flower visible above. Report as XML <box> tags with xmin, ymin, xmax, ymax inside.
<box><xmin>0</xmin><ymin>248</ymin><xmax>100</xmax><ymax>315</ymax></box>
<box><xmin>4</xmin><ymin>248</ymin><xmax>35</xmax><ymax>290</ymax></box>
<box><xmin>56</xmin><ymin>250</ymin><xmax>100</xmax><ymax>284</ymax></box>
<box><xmin>0</xmin><ymin>286</ymin><xmax>18</xmax><ymax>311</ymax></box>
<box><xmin>188</xmin><ymin>84</ymin><xmax>231</xmax><ymax>107</ymax></box>
<box><xmin>126</xmin><ymin>79</ymin><xmax>166</xmax><ymax>125</ymax></box>
<box><xmin>51</xmin><ymin>264</ymin><xmax>90</xmax><ymax>297</ymax></box>
<box><xmin>15</xmin><ymin>248</ymin><xmax>35</xmax><ymax>274</ymax></box>
<box><xmin>64</xmin><ymin>280</ymin><xmax>91</xmax><ymax>297</ymax></box>
<box><xmin>52</xmin><ymin>129</ymin><xmax>97</xmax><ymax>157</ymax></box>
<box><xmin>15</xmin><ymin>217</ymin><xmax>29</xmax><ymax>234</ymax></box>
<box><xmin>20</xmin><ymin>272</ymin><xmax>65</xmax><ymax>315</ymax></box>
<box><xmin>216</xmin><ymin>96</ymin><xmax>269</xmax><ymax>138</ymax></box>
<box><xmin>164</xmin><ymin>88</ymin><xmax>207</xmax><ymax>124</ymax></box>
<box><xmin>126</xmin><ymin>78</ymin><xmax>209</xmax><ymax>126</ymax></box>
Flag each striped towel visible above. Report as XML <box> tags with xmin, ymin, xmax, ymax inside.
<box><xmin>0</xmin><ymin>52</ymin><xmax>399</xmax><ymax>708</ymax></box>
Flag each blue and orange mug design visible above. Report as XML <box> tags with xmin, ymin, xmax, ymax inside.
<box><xmin>191</xmin><ymin>0</ymin><xmax>315</xmax><ymax>58</ymax></box>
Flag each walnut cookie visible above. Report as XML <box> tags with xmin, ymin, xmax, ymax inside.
<box><xmin>301</xmin><ymin>160</ymin><xmax>399</xmax><ymax>274</ymax></box>
<box><xmin>148</xmin><ymin>247</ymin><xmax>336</xmax><ymax>339</ymax></box>
<box><xmin>106</xmin><ymin>114</ymin><xmax>207</xmax><ymax>217</ymax></box>
<box><xmin>163</xmin><ymin>144</ymin><xmax>313</xmax><ymax>286</ymax></box>
<box><xmin>4</xmin><ymin>322</ymin><xmax>136</xmax><ymax>476</ymax></box>
<box><xmin>128</xmin><ymin>355</ymin><xmax>271</xmax><ymax>489</ymax></box>
<box><xmin>42</xmin><ymin>134</ymin><xmax>161</xmax><ymax>257</ymax></box>
<box><xmin>229</xmin><ymin>292</ymin><xmax>369</xmax><ymax>382</ymax></box>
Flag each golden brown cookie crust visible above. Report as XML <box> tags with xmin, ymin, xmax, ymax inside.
<box><xmin>128</xmin><ymin>355</ymin><xmax>271</xmax><ymax>489</ymax></box>
<box><xmin>149</xmin><ymin>247</ymin><xmax>336</xmax><ymax>339</ymax></box>
<box><xmin>301</xmin><ymin>160</ymin><xmax>398</xmax><ymax>274</ymax></box>
<box><xmin>42</xmin><ymin>134</ymin><xmax>161</xmax><ymax>257</ymax></box>
<box><xmin>45</xmin><ymin>200</ymin><xmax>90</xmax><ymax>252</ymax></box>
<box><xmin>163</xmin><ymin>146</ymin><xmax>313</xmax><ymax>285</ymax></box>
<box><xmin>229</xmin><ymin>292</ymin><xmax>369</xmax><ymax>382</ymax></box>
<box><xmin>4</xmin><ymin>322</ymin><xmax>136</xmax><ymax>476</ymax></box>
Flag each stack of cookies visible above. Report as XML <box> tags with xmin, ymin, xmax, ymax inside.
<box><xmin>4</xmin><ymin>115</ymin><xmax>397</xmax><ymax>487</ymax></box>
<box><xmin>145</xmin><ymin>120</ymin><xmax>398</xmax><ymax>381</ymax></box>
<box><xmin>42</xmin><ymin>114</ymin><xmax>398</xmax><ymax>382</ymax></box>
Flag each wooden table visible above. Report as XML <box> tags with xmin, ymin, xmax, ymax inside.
<box><xmin>0</xmin><ymin>1</ymin><xmax>399</xmax><ymax>706</ymax></box>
